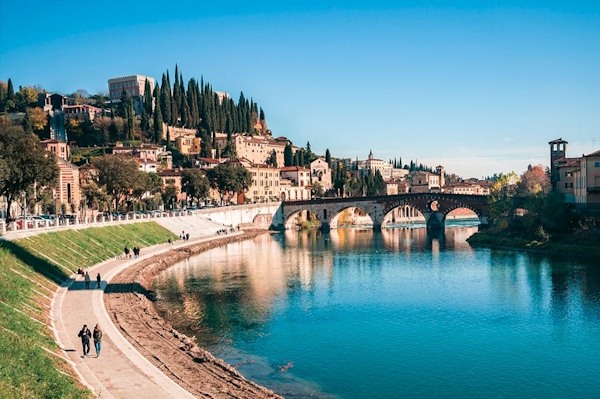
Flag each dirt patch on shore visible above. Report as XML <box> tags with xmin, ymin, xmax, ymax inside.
<box><xmin>104</xmin><ymin>230</ymin><xmax>283</xmax><ymax>399</ymax></box>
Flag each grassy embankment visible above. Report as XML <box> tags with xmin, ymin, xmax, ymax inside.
<box><xmin>0</xmin><ymin>223</ymin><xmax>176</xmax><ymax>398</ymax></box>
<box><xmin>467</xmin><ymin>226</ymin><xmax>600</xmax><ymax>258</ymax></box>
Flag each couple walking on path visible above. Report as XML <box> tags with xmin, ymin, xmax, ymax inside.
<box><xmin>81</xmin><ymin>270</ymin><xmax>101</xmax><ymax>289</ymax></box>
<box><xmin>124</xmin><ymin>246</ymin><xmax>141</xmax><ymax>259</ymax></box>
<box><xmin>78</xmin><ymin>324</ymin><xmax>103</xmax><ymax>358</ymax></box>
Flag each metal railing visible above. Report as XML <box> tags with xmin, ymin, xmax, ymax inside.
<box><xmin>0</xmin><ymin>210</ymin><xmax>199</xmax><ymax>236</ymax></box>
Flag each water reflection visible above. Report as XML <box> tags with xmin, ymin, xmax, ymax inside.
<box><xmin>153</xmin><ymin>227</ymin><xmax>600</xmax><ymax>399</ymax></box>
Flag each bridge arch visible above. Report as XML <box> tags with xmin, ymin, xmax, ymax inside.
<box><xmin>329</xmin><ymin>206</ymin><xmax>374</xmax><ymax>229</ymax></box>
<box><xmin>283</xmin><ymin>209</ymin><xmax>323</xmax><ymax>230</ymax></box>
<box><xmin>382</xmin><ymin>204</ymin><xmax>424</xmax><ymax>227</ymax></box>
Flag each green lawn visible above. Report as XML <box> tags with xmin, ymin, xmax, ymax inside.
<box><xmin>0</xmin><ymin>222</ymin><xmax>176</xmax><ymax>398</ymax></box>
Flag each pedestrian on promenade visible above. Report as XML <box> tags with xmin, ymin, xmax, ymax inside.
<box><xmin>181</xmin><ymin>230</ymin><xmax>185</xmax><ymax>240</ymax></box>
<box><xmin>124</xmin><ymin>246</ymin><xmax>130</xmax><ymax>258</ymax></box>
<box><xmin>96</xmin><ymin>273</ymin><xmax>101</xmax><ymax>289</ymax></box>
<box><xmin>93</xmin><ymin>324</ymin><xmax>103</xmax><ymax>357</ymax></box>
<box><xmin>168</xmin><ymin>238</ymin><xmax>172</xmax><ymax>245</ymax></box>
<box><xmin>84</xmin><ymin>271</ymin><xmax>90</xmax><ymax>289</ymax></box>
<box><xmin>186</xmin><ymin>233</ymin><xmax>190</xmax><ymax>241</ymax></box>
<box><xmin>78</xmin><ymin>324</ymin><xmax>91</xmax><ymax>357</ymax></box>
<box><xmin>133</xmin><ymin>246</ymin><xmax>139</xmax><ymax>258</ymax></box>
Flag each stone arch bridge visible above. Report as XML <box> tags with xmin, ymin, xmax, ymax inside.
<box><xmin>281</xmin><ymin>193</ymin><xmax>489</xmax><ymax>230</ymax></box>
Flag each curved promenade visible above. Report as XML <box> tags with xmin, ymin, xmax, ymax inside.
<box><xmin>53</xmin><ymin>233</ymin><xmax>224</xmax><ymax>398</ymax></box>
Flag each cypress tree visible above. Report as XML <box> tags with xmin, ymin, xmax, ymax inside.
<box><xmin>259</xmin><ymin>107</ymin><xmax>265</xmax><ymax>121</ymax></box>
<box><xmin>245</xmin><ymin>99</ymin><xmax>251</xmax><ymax>133</ymax></box>
<box><xmin>160</xmin><ymin>74</ymin><xmax>171</xmax><ymax>126</ymax></box>
<box><xmin>144</xmin><ymin>79</ymin><xmax>152</xmax><ymax>115</ymax></box>
<box><xmin>284</xmin><ymin>143</ymin><xmax>293</xmax><ymax>167</ymax></box>
<box><xmin>181</xmin><ymin>94</ymin><xmax>191</xmax><ymax>127</ymax></box>
<box><xmin>22</xmin><ymin>109</ymin><xmax>33</xmax><ymax>134</ymax></box>
<box><xmin>7</xmin><ymin>78</ymin><xmax>14</xmax><ymax>100</ymax></box>
<box><xmin>188</xmin><ymin>79</ymin><xmax>199</xmax><ymax>128</ymax></box>
<box><xmin>141</xmin><ymin>106</ymin><xmax>149</xmax><ymax>135</ymax></box>
<box><xmin>153</xmin><ymin>83</ymin><xmax>163</xmax><ymax>144</ymax></box>
<box><xmin>325</xmin><ymin>149</ymin><xmax>331</xmax><ymax>167</ymax></box>
<box><xmin>171</xmin><ymin>70</ymin><xmax>180</xmax><ymax>126</ymax></box>
<box><xmin>0</xmin><ymin>83</ymin><xmax>4</xmax><ymax>109</ymax></box>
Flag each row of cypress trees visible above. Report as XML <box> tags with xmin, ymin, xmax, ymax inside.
<box><xmin>145</xmin><ymin>65</ymin><xmax>266</xmax><ymax>142</ymax></box>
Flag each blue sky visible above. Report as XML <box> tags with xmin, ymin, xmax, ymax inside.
<box><xmin>1</xmin><ymin>1</ymin><xmax>599</xmax><ymax>178</ymax></box>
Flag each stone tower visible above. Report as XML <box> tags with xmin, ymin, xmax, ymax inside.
<box><xmin>436</xmin><ymin>165</ymin><xmax>445</xmax><ymax>188</ymax></box>
<box><xmin>548</xmin><ymin>138</ymin><xmax>568</xmax><ymax>187</ymax></box>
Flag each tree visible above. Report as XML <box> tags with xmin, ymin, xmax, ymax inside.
<box><xmin>83</xmin><ymin>182</ymin><xmax>110</xmax><ymax>214</ymax></box>
<box><xmin>487</xmin><ymin>172</ymin><xmax>520</xmax><ymax>222</ymax></box>
<box><xmin>182</xmin><ymin>169</ymin><xmax>210</xmax><ymax>206</ymax></box>
<box><xmin>91</xmin><ymin>155</ymin><xmax>143</xmax><ymax>212</ymax></box>
<box><xmin>15</xmin><ymin>86</ymin><xmax>39</xmax><ymax>112</ymax></box>
<box><xmin>162</xmin><ymin>184</ymin><xmax>178</xmax><ymax>210</ymax></box>
<box><xmin>266</xmin><ymin>149</ymin><xmax>278</xmax><ymax>167</ymax></box>
<box><xmin>222</xmin><ymin>132</ymin><xmax>237</xmax><ymax>159</ymax></box>
<box><xmin>541</xmin><ymin>189</ymin><xmax>575</xmax><ymax>232</ymax></box>
<box><xmin>141</xmin><ymin>106</ymin><xmax>150</xmax><ymax>136</ymax></box>
<box><xmin>518</xmin><ymin>165</ymin><xmax>550</xmax><ymax>197</ymax></box>
<box><xmin>0</xmin><ymin>125</ymin><xmax>59</xmax><ymax>220</ymax></box>
<box><xmin>153</xmin><ymin>83</ymin><xmax>163</xmax><ymax>144</ymax></box>
<box><xmin>313</xmin><ymin>181</ymin><xmax>324</xmax><ymax>198</ymax></box>
<box><xmin>120</xmin><ymin>89</ymin><xmax>135</xmax><ymax>140</ymax></box>
<box><xmin>28</xmin><ymin>107</ymin><xmax>49</xmax><ymax>134</ymax></box>
<box><xmin>206</xmin><ymin>163</ymin><xmax>252</xmax><ymax>204</ymax></box>
<box><xmin>144</xmin><ymin>79</ymin><xmax>153</xmax><ymax>116</ymax></box>
<box><xmin>6</xmin><ymin>78</ymin><xmax>15</xmax><ymax>112</ymax></box>
<box><xmin>22</xmin><ymin>109</ymin><xmax>33</xmax><ymax>134</ymax></box>
<box><xmin>284</xmin><ymin>143</ymin><xmax>293</xmax><ymax>167</ymax></box>
<box><xmin>325</xmin><ymin>148</ymin><xmax>331</xmax><ymax>167</ymax></box>
<box><xmin>160</xmin><ymin>73</ymin><xmax>171</xmax><ymax>125</ymax></box>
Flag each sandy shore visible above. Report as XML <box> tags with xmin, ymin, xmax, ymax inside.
<box><xmin>104</xmin><ymin>230</ymin><xmax>283</xmax><ymax>399</ymax></box>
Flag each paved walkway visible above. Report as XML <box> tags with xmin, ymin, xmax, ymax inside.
<box><xmin>52</xmin><ymin>233</ymin><xmax>240</xmax><ymax>398</ymax></box>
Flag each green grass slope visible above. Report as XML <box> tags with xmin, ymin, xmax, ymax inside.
<box><xmin>0</xmin><ymin>222</ymin><xmax>176</xmax><ymax>398</ymax></box>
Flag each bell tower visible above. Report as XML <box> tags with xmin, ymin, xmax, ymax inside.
<box><xmin>548</xmin><ymin>138</ymin><xmax>568</xmax><ymax>188</ymax></box>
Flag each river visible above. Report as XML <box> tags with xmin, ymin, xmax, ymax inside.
<box><xmin>152</xmin><ymin>225</ymin><xmax>600</xmax><ymax>398</ymax></box>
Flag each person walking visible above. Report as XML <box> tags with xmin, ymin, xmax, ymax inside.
<box><xmin>124</xmin><ymin>246</ymin><xmax>130</xmax><ymax>258</ymax></box>
<box><xmin>185</xmin><ymin>233</ymin><xmax>189</xmax><ymax>242</ymax></box>
<box><xmin>84</xmin><ymin>271</ymin><xmax>90</xmax><ymax>289</ymax></box>
<box><xmin>78</xmin><ymin>324</ymin><xmax>91</xmax><ymax>357</ymax></box>
<box><xmin>96</xmin><ymin>273</ymin><xmax>101</xmax><ymax>289</ymax></box>
<box><xmin>93</xmin><ymin>324</ymin><xmax>103</xmax><ymax>357</ymax></box>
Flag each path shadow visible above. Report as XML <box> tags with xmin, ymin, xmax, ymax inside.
<box><xmin>104</xmin><ymin>282</ymin><xmax>158</xmax><ymax>301</ymax></box>
<box><xmin>0</xmin><ymin>240</ymin><xmax>69</xmax><ymax>284</ymax></box>
<box><xmin>67</xmin><ymin>280</ymin><xmax>106</xmax><ymax>291</ymax></box>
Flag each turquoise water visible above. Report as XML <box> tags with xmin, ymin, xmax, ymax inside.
<box><xmin>153</xmin><ymin>227</ymin><xmax>600</xmax><ymax>398</ymax></box>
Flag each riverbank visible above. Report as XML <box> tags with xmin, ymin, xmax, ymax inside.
<box><xmin>0</xmin><ymin>223</ymin><xmax>176</xmax><ymax>398</ymax></box>
<box><xmin>467</xmin><ymin>226</ymin><xmax>600</xmax><ymax>258</ymax></box>
<box><xmin>104</xmin><ymin>229</ymin><xmax>282</xmax><ymax>399</ymax></box>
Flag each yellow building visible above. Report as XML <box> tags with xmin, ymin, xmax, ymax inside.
<box><xmin>235</xmin><ymin>159</ymin><xmax>281</xmax><ymax>203</ymax></box>
<box><xmin>574</xmin><ymin>150</ymin><xmax>600</xmax><ymax>205</ymax></box>
<box><xmin>175</xmin><ymin>135</ymin><xmax>201</xmax><ymax>155</ymax></box>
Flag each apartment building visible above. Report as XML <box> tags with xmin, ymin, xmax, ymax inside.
<box><xmin>573</xmin><ymin>150</ymin><xmax>600</xmax><ymax>205</ymax></box>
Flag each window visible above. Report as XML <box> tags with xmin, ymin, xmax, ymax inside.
<box><xmin>595</xmin><ymin>162</ymin><xmax>600</xmax><ymax>167</ymax></box>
